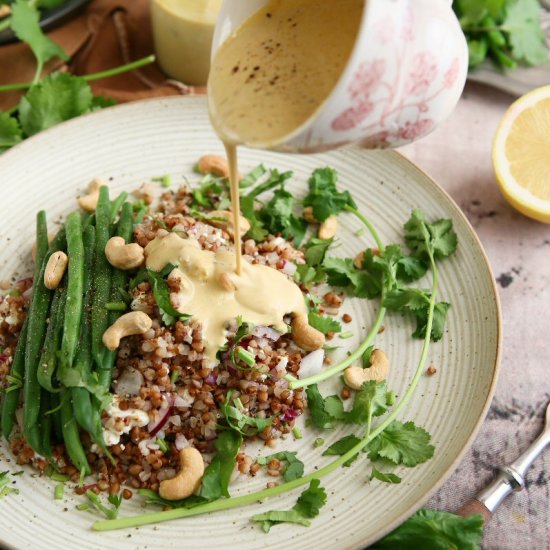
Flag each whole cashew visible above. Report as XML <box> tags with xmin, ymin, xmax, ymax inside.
<box><xmin>291</xmin><ymin>314</ymin><xmax>325</xmax><ymax>351</ymax></box>
<box><xmin>318</xmin><ymin>215</ymin><xmax>338</xmax><ymax>240</ymax></box>
<box><xmin>344</xmin><ymin>349</ymin><xmax>389</xmax><ymax>390</ymax></box>
<box><xmin>159</xmin><ymin>447</ymin><xmax>205</xmax><ymax>500</ymax></box>
<box><xmin>44</xmin><ymin>251</ymin><xmax>68</xmax><ymax>290</ymax></box>
<box><xmin>102</xmin><ymin>311</ymin><xmax>153</xmax><ymax>351</ymax></box>
<box><xmin>105</xmin><ymin>237</ymin><xmax>145</xmax><ymax>270</ymax></box>
<box><xmin>207</xmin><ymin>210</ymin><xmax>251</xmax><ymax>236</ymax></box>
<box><xmin>197</xmin><ymin>155</ymin><xmax>231</xmax><ymax>178</ymax></box>
<box><xmin>78</xmin><ymin>178</ymin><xmax>107</xmax><ymax>212</ymax></box>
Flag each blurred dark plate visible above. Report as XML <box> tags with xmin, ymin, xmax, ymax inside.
<box><xmin>0</xmin><ymin>0</ymin><xmax>90</xmax><ymax>46</ymax></box>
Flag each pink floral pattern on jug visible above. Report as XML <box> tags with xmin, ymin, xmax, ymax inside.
<box><xmin>212</xmin><ymin>0</ymin><xmax>468</xmax><ymax>153</ymax></box>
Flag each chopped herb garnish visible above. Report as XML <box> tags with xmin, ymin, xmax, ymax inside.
<box><xmin>339</xmin><ymin>331</ymin><xmax>353</xmax><ymax>339</ymax></box>
<box><xmin>220</xmin><ymin>391</ymin><xmax>273</xmax><ymax>437</ymax></box>
<box><xmin>54</xmin><ymin>483</ymin><xmax>65</xmax><ymax>499</ymax></box>
<box><xmin>308</xmin><ymin>312</ymin><xmax>341</xmax><ymax>334</ymax></box>
<box><xmin>258</xmin><ymin>451</ymin><xmax>304</xmax><ymax>482</ymax></box>
<box><xmin>147</xmin><ymin>264</ymin><xmax>191</xmax><ymax>326</ymax></box>
<box><xmin>156</xmin><ymin>438</ymin><xmax>170</xmax><ymax>454</ymax></box>
<box><xmin>370</xmin><ymin>467</ymin><xmax>401</xmax><ymax>484</ymax></box>
<box><xmin>251</xmin><ymin>479</ymin><xmax>327</xmax><ymax>533</ymax></box>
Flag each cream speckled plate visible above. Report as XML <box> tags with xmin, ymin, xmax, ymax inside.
<box><xmin>0</xmin><ymin>97</ymin><xmax>500</xmax><ymax>550</ymax></box>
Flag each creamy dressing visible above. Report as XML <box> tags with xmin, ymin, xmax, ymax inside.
<box><xmin>144</xmin><ymin>233</ymin><xmax>308</xmax><ymax>363</ymax></box>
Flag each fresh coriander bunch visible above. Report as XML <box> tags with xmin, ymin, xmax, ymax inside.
<box><xmin>454</xmin><ymin>0</ymin><xmax>548</xmax><ymax>70</ymax></box>
<box><xmin>0</xmin><ymin>0</ymin><xmax>154</xmax><ymax>154</ymax></box>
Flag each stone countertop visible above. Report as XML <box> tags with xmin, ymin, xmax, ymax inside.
<box><xmin>401</xmin><ymin>82</ymin><xmax>550</xmax><ymax>550</ymax></box>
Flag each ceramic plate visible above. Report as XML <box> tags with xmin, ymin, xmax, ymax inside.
<box><xmin>0</xmin><ymin>97</ymin><xmax>500</xmax><ymax>550</ymax></box>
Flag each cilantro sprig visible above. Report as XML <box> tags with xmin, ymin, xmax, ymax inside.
<box><xmin>454</xmin><ymin>0</ymin><xmax>548</xmax><ymax>69</ymax></box>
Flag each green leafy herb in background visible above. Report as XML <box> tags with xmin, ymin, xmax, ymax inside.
<box><xmin>369</xmin><ymin>508</ymin><xmax>484</xmax><ymax>550</ymax></box>
<box><xmin>0</xmin><ymin>0</ymin><xmax>154</xmax><ymax>153</ymax></box>
<box><xmin>454</xmin><ymin>0</ymin><xmax>548</xmax><ymax>69</ymax></box>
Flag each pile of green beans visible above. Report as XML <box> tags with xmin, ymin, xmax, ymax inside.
<box><xmin>0</xmin><ymin>187</ymin><xmax>141</xmax><ymax>473</ymax></box>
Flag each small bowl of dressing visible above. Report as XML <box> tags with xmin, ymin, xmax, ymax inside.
<box><xmin>151</xmin><ymin>0</ymin><xmax>222</xmax><ymax>86</ymax></box>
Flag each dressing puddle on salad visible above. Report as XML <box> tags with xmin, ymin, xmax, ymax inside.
<box><xmin>145</xmin><ymin>0</ymin><xmax>364</xmax><ymax>352</ymax></box>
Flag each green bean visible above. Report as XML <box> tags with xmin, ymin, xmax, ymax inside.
<box><xmin>37</xmin><ymin>283</ymin><xmax>67</xmax><ymax>392</ymax></box>
<box><xmin>40</xmin><ymin>391</ymin><xmax>53</xmax><ymax>459</ymax></box>
<box><xmin>71</xmin><ymin>226</ymin><xmax>111</xmax><ymax>456</ymax></box>
<box><xmin>60</xmin><ymin>389</ymin><xmax>90</xmax><ymax>475</ymax></box>
<box><xmin>22</xmin><ymin>212</ymin><xmax>56</xmax><ymax>451</ymax></box>
<box><xmin>100</xmin><ymin>202</ymin><xmax>134</xmax><ymax>387</ymax></box>
<box><xmin>1</xmin><ymin>320</ymin><xmax>28</xmax><ymax>439</ymax></box>
<box><xmin>110</xmin><ymin>192</ymin><xmax>129</xmax><ymax>221</ymax></box>
<box><xmin>50</xmin><ymin>392</ymin><xmax>63</xmax><ymax>442</ymax></box>
<box><xmin>59</xmin><ymin>212</ymin><xmax>85</xmax><ymax>377</ymax></box>
<box><xmin>91</xmin><ymin>187</ymin><xmax>112</xmax><ymax>369</ymax></box>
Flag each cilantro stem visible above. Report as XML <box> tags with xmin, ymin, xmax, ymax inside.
<box><xmin>344</xmin><ymin>205</ymin><xmax>384</xmax><ymax>251</ymax></box>
<box><xmin>0</xmin><ymin>55</ymin><xmax>156</xmax><ymax>93</ymax></box>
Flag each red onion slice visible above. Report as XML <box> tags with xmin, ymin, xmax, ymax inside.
<box><xmin>148</xmin><ymin>396</ymin><xmax>174</xmax><ymax>436</ymax></box>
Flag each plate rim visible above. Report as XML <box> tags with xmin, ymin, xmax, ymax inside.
<box><xmin>0</xmin><ymin>95</ymin><xmax>502</xmax><ymax>548</ymax></box>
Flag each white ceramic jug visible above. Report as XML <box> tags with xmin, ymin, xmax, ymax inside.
<box><xmin>211</xmin><ymin>0</ymin><xmax>468</xmax><ymax>152</ymax></box>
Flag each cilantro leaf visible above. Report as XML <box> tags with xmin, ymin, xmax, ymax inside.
<box><xmin>239</xmin><ymin>164</ymin><xmax>266</xmax><ymax>188</ymax></box>
<box><xmin>294</xmin><ymin>264</ymin><xmax>325</xmax><ymax>285</ymax></box>
<box><xmin>367</xmin><ymin>420</ymin><xmax>434</xmax><ymax>467</ymax></box>
<box><xmin>324</xmin><ymin>257</ymin><xmax>379</xmax><ymax>298</ymax></box>
<box><xmin>257</xmin><ymin>451</ymin><xmax>304</xmax><ymax>482</ymax></box>
<box><xmin>370</xmin><ymin>467</ymin><xmax>401</xmax><ymax>484</ymax></box>
<box><xmin>0</xmin><ymin>112</ymin><xmax>23</xmax><ymax>153</ymax></box>
<box><xmin>220</xmin><ymin>391</ymin><xmax>273</xmax><ymax>436</ymax></box>
<box><xmin>11</xmin><ymin>0</ymin><xmax>68</xmax><ymax>78</ymax></box>
<box><xmin>305</xmin><ymin>384</ymin><xmax>344</xmax><ymax>429</ymax></box>
<box><xmin>502</xmin><ymin>0</ymin><xmax>548</xmax><ymax>66</ymax></box>
<box><xmin>412</xmin><ymin>301</ymin><xmax>450</xmax><ymax>342</ymax></box>
<box><xmin>304</xmin><ymin>237</ymin><xmax>333</xmax><ymax>266</ymax></box>
<box><xmin>303</xmin><ymin>168</ymin><xmax>356</xmax><ymax>222</ymax></box>
<box><xmin>0</xmin><ymin>471</ymin><xmax>19</xmax><ymax>499</ymax></box>
<box><xmin>322</xmin><ymin>434</ymin><xmax>361</xmax><ymax>467</ymax></box>
<box><xmin>251</xmin><ymin>479</ymin><xmax>327</xmax><ymax>533</ymax></box>
<box><xmin>404</xmin><ymin>210</ymin><xmax>457</xmax><ymax>262</ymax></box>
<box><xmin>308</xmin><ymin>312</ymin><xmax>342</xmax><ymax>334</ymax></box>
<box><xmin>293</xmin><ymin>479</ymin><xmax>327</xmax><ymax>518</ymax></box>
<box><xmin>369</xmin><ymin>508</ymin><xmax>484</xmax><ymax>550</ymax></box>
<box><xmin>200</xmin><ymin>429</ymin><xmax>243</xmax><ymax>500</ymax></box>
<box><xmin>259</xmin><ymin>188</ymin><xmax>307</xmax><ymax>245</ymax></box>
<box><xmin>240</xmin><ymin>195</ymin><xmax>268</xmax><ymax>241</ymax></box>
<box><xmin>383</xmin><ymin>288</ymin><xmax>450</xmax><ymax>342</ymax></box>
<box><xmin>147</xmin><ymin>266</ymin><xmax>191</xmax><ymax>326</ymax></box>
<box><xmin>19</xmin><ymin>73</ymin><xmax>94</xmax><ymax>137</ymax></box>
<box><xmin>345</xmin><ymin>380</ymin><xmax>389</xmax><ymax>424</ymax></box>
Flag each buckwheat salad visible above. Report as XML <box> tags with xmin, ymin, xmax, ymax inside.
<box><xmin>0</xmin><ymin>157</ymin><xmax>458</xmax><ymax>532</ymax></box>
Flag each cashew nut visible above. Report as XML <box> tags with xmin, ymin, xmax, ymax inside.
<box><xmin>318</xmin><ymin>215</ymin><xmax>338</xmax><ymax>240</ymax></box>
<box><xmin>78</xmin><ymin>178</ymin><xmax>107</xmax><ymax>212</ymax></box>
<box><xmin>0</xmin><ymin>5</ymin><xmax>12</xmax><ymax>18</ymax></box>
<box><xmin>197</xmin><ymin>155</ymin><xmax>231</xmax><ymax>178</ymax></box>
<box><xmin>102</xmin><ymin>311</ymin><xmax>153</xmax><ymax>351</ymax></box>
<box><xmin>344</xmin><ymin>349</ymin><xmax>389</xmax><ymax>390</ymax></box>
<box><xmin>303</xmin><ymin>206</ymin><xmax>318</xmax><ymax>224</ymax></box>
<box><xmin>105</xmin><ymin>237</ymin><xmax>145</xmax><ymax>270</ymax></box>
<box><xmin>44</xmin><ymin>251</ymin><xmax>68</xmax><ymax>290</ymax></box>
<box><xmin>218</xmin><ymin>272</ymin><xmax>236</xmax><ymax>292</ymax></box>
<box><xmin>291</xmin><ymin>314</ymin><xmax>325</xmax><ymax>351</ymax></box>
<box><xmin>207</xmin><ymin>210</ymin><xmax>251</xmax><ymax>236</ymax></box>
<box><xmin>159</xmin><ymin>447</ymin><xmax>205</xmax><ymax>500</ymax></box>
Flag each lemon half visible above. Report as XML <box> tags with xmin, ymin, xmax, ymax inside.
<box><xmin>493</xmin><ymin>85</ymin><xmax>550</xmax><ymax>223</ymax></box>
